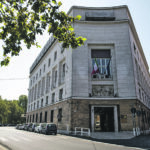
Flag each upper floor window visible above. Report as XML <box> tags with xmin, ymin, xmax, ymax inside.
<box><xmin>36</xmin><ymin>73</ymin><xmax>38</xmax><ymax>80</ymax></box>
<box><xmin>52</xmin><ymin>68</ymin><xmax>57</xmax><ymax>88</ymax></box>
<box><xmin>37</xmin><ymin>101</ymin><xmax>39</xmax><ymax>109</ymax></box>
<box><xmin>59</xmin><ymin>89</ymin><xmax>63</xmax><ymax>100</ymax></box>
<box><xmin>52</xmin><ymin>93</ymin><xmax>55</xmax><ymax>103</ymax></box>
<box><xmin>41</xmin><ymin>99</ymin><xmax>43</xmax><ymax>107</ymax></box>
<box><xmin>54</xmin><ymin>51</ymin><xmax>57</xmax><ymax>61</ymax></box>
<box><xmin>46</xmin><ymin>73</ymin><xmax>51</xmax><ymax>93</ymax></box>
<box><xmin>133</xmin><ymin>43</ymin><xmax>136</xmax><ymax>53</ymax></box>
<box><xmin>91</xmin><ymin>50</ymin><xmax>112</xmax><ymax>79</ymax></box>
<box><xmin>59</xmin><ymin>62</ymin><xmax>65</xmax><ymax>84</ymax></box>
<box><xmin>40</xmin><ymin>69</ymin><xmax>41</xmax><ymax>76</ymax></box>
<box><xmin>33</xmin><ymin>76</ymin><xmax>35</xmax><ymax>83</ymax></box>
<box><xmin>46</xmin><ymin>96</ymin><xmax>48</xmax><ymax>105</ymax></box>
<box><xmin>48</xmin><ymin>58</ymin><xmax>51</xmax><ymax>67</ymax></box>
<box><xmin>43</xmin><ymin>64</ymin><xmax>46</xmax><ymax>72</ymax></box>
<box><xmin>34</xmin><ymin>102</ymin><xmax>36</xmax><ymax>110</ymax></box>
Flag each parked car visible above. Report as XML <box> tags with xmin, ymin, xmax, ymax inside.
<box><xmin>19</xmin><ymin>124</ymin><xmax>24</xmax><ymax>130</ymax></box>
<box><xmin>16</xmin><ymin>124</ymin><xmax>22</xmax><ymax>129</ymax></box>
<box><xmin>35</xmin><ymin>123</ymin><xmax>46</xmax><ymax>133</ymax></box>
<box><xmin>28</xmin><ymin>123</ymin><xmax>39</xmax><ymax>132</ymax></box>
<box><xmin>41</xmin><ymin>123</ymin><xmax>57</xmax><ymax>135</ymax></box>
<box><xmin>24</xmin><ymin>123</ymin><xmax>33</xmax><ymax>131</ymax></box>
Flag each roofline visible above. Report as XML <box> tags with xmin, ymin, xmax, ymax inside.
<box><xmin>125</xmin><ymin>6</ymin><xmax>149</xmax><ymax>73</ymax></box>
<box><xmin>67</xmin><ymin>5</ymin><xmax>128</xmax><ymax>15</ymax></box>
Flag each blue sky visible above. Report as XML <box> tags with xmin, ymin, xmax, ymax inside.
<box><xmin>0</xmin><ymin>0</ymin><xmax>150</xmax><ymax>100</ymax></box>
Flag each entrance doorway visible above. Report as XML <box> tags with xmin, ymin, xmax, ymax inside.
<box><xmin>94</xmin><ymin>107</ymin><xmax>114</xmax><ymax>132</ymax></box>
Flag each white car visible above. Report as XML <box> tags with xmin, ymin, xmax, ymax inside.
<box><xmin>35</xmin><ymin>123</ymin><xmax>46</xmax><ymax>133</ymax></box>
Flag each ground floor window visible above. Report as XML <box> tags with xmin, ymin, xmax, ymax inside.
<box><xmin>50</xmin><ymin>110</ymin><xmax>54</xmax><ymax>122</ymax></box>
<box><xmin>40</xmin><ymin>112</ymin><xmax>42</xmax><ymax>123</ymax></box>
<box><xmin>45</xmin><ymin>111</ymin><xmax>47</xmax><ymax>122</ymax></box>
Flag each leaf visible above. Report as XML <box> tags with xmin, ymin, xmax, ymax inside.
<box><xmin>76</xmin><ymin>15</ymin><xmax>82</xmax><ymax>20</ymax></box>
<box><xmin>58</xmin><ymin>1</ymin><xmax>62</xmax><ymax>6</ymax></box>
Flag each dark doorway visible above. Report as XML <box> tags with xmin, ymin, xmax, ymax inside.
<box><xmin>94</xmin><ymin>107</ymin><xmax>114</xmax><ymax>132</ymax></box>
<box><xmin>36</xmin><ymin>113</ymin><xmax>38</xmax><ymax>122</ymax></box>
<box><xmin>45</xmin><ymin>111</ymin><xmax>47</xmax><ymax>123</ymax></box>
<box><xmin>40</xmin><ymin>112</ymin><xmax>42</xmax><ymax>123</ymax></box>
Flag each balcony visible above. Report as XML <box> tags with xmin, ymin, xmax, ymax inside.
<box><xmin>92</xmin><ymin>74</ymin><xmax>112</xmax><ymax>80</ymax></box>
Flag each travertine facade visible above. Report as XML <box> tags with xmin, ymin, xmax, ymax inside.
<box><xmin>27</xmin><ymin>5</ymin><xmax>150</xmax><ymax>133</ymax></box>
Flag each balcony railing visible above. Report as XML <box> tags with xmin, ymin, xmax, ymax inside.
<box><xmin>92</xmin><ymin>74</ymin><xmax>112</xmax><ymax>80</ymax></box>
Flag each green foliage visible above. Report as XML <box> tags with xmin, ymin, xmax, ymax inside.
<box><xmin>0</xmin><ymin>0</ymin><xmax>86</xmax><ymax>66</ymax></box>
<box><xmin>18</xmin><ymin>95</ymin><xmax>27</xmax><ymax>113</ymax></box>
<box><xmin>0</xmin><ymin>95</ymin><xmax>28</xmax><ymax>124</ymax></box>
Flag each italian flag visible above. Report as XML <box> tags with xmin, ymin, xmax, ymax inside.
<box><xmin>91</xmin><ymin>58</ymin><xmax>99</xmax><ymax>74</ymax></box>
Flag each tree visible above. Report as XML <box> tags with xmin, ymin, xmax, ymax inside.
<box><xmin>7</xmin><ymin>100</ymin><xmax>24</xmax><ymax>124</ymax></box>
<box><xmin>18</xmin><ymin>95</ymin><xmax>27</xmax><ymax>113</ymax></box>
<box><xmin>0</xmin><ymin>99</ymin><xmax>10</xmax><ymax>124</ymax></box>
<box><xmin>0</xmin><ymin>0</ymin><xmax>86</xmax><ymax>66</ymax></box>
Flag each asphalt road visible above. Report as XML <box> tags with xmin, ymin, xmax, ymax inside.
<box><xmin>0</xmin><ymin>127</ymin><xmax>144</xmax><ymax>150</ymax></box>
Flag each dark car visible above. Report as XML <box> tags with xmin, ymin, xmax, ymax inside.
<box><xmin>28</xmin><ymin>123</ymin><xmax>39</xmax><ymax>132</ymax></box>
<box><xmin>24</xmin><ymin>123</ymin><xmax>33</xmax><ymax>131</ymax></box>
<box><xmin>41</xmin><ymin>123</ymin><xmax>57</xmax><ymax>135</ymax></box>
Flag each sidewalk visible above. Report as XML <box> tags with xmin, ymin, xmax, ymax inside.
<box><xmin>96</xmin><ymin>135</ymin><xmax>150</xmax><ymax>149</ymax></box>
<box><xmin>91</xmin><ymin>131</ymin><xmax>135</xmax><ymax>139</ymax></box>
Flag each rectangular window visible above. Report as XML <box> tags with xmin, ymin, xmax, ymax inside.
<box><xmin>91</xmin><ymin>50</ymin><xmax>111</xmax><ymax>79</ymax></box>
<box><xmin>58</xmin><ymin>108</ymin><xmax>62</xmax><ymax>122</ymax></box>
<box><xmin>54</xmin><ymin>51</ymin><xmax>57</xmax><ymax>61</ymax></box>
<box><xmin>36</xmin><ymin>113</ymin><xmax>38</xmax><ymax>122</ymax></box>
<box><xmin>41</xmin><ymin>77</ymin><xmax>45</xmax><ymax>96</ymax></box>
<box><xmin>52</xmin><ymin>93</ymin><xmax>55</xmax><ymax>103</ymax></box>
<box><xmin>46</xmin><ymin>96</ymin><xmax>48</xmax><ymax>105</ymax></box>
<box><xmin>30</xmin><ymin>115</ymin><xmax>32</xmax><ymax>122</ymax></box>
<box><xmin>43</xmin><ymin>64</ymin><xmax>46</xmax><ymax>72</ymax></box>
<box><xmin>62</xmin><ymin>64</ymin><xmax>65</xmax><ymax>79</ymax></box>
<box><xmin>34</xmin><ymin>102</ymin><xmax>36</xmax><ymax>110</ymax></box>
<box><xmin>55</xmin><ymin>70</ymin><xmax>57</xmax><ymax>85</ymax></box>
<box><xmin>48</xmin><ymin>58</ymin><xmax>51</xmax><ymax>67</ymax></box>
<box><xmin>46</xmin><ymin>73</ymin><xmax>50</xmax><ymax>93</ymax></box>
<box><xmin>45</xmin><ymin>111</ymin><xmax>47</xmax><ymax>123</ymax></box>
<box><xmin>50</xmin><ymin>110</ymin><xmax>54</xmax><ymax>122</ymax></box>
<box><xmin>40</xmin><ymin>69</ymin><xmax>41</xmax><ymax>76</ymax></box>
<box><xmin>32</xmin><ymin>114</ymin><xmax>34</xmax><ymax>122</ymax></box>
<box><xmin>59</xmin><ymin>89</ymin><xmax>63</xmax><ymax>100</ymax></box>
<box><xmin>37</xmin><ymin>101</ymin><xmax>39</xmax><ymax>108</ymax></box>
<box><xmin>36</xmin><ymin>73</ymin><xmax>38</xmax><ymax>80</ymax></box>
<box><xmin>40</xmin><ymin>112</ymin><xmax>42</xmax><ymax>123</ymax></box>
<box><xmin>52</xmin><ymin>68</ymin><xmax>57</xmax><ymax>88</ymax></box>
<box><xmin>41</xmin><ymin>99</ymin><xmax>43</xmax><ymax>107</ymax></box>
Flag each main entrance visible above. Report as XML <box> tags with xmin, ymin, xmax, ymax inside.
<box><xmin>94</xmin><ymin>107</ymin><xmax>114</xmax><ymax>132</ymax></box>
<box><xmin>91</xmin><ymin>105</ymin><xmax>118</xmax><ymax>132</ymax></box>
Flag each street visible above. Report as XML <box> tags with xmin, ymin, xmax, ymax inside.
<box><xmin>0</xmin><ymin>127</ymin><xmax>144</xmax><ymax>150</ymax></box>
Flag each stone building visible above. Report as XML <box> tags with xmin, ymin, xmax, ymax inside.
<box><xmin>27</xmin><ymin>5</ymin><xmax>150</xmax><ymax>133</ymax></box>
